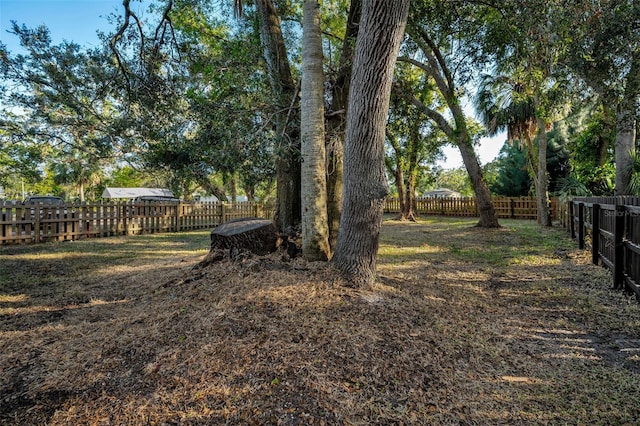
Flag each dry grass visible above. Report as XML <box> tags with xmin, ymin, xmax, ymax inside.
<box><xmin>1</xmin><ymin>218</ymin><xmax>639</xmax><ymax>425</ymax></box>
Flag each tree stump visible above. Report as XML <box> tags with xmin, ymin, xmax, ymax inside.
<box><xmin>210</xmin><ymin>218</ymin><xmax>279</xmax><ymax>256</ymax></box>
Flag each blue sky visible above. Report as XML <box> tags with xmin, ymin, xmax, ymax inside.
<box><xmin>0</xmin><ymin>0</ymin><xmax>127</xmax><ymax>53</ymax></box>
<box><xmin>0</xmin><ymin>0</ymin><xmax>504</xmax><ymax>169</ymax></box>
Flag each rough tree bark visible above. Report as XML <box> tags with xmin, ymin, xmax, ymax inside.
<box><xmin>332</xmin><ymin>0</ymin><xmax>411</xmax><ymax>287</ymax></box>
<box><xmin>325</xmin><ymin>0</ymin><xmax>362</xmax><ymax>251</ymax></box>
<box><xmin>255</xmin><ymin>0</ymin><xmax>301</xmax><ymax>231</ymax></box>
<box><xmin>301</xmin><ymin>0</ymin><xmax>331</xmax><ymax>261</ymax></box>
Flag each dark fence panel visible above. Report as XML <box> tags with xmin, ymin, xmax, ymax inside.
<box><xmin>564</xmin><ymin>197</ymin><xmax>640</xmax><ymax>301</ymax></box>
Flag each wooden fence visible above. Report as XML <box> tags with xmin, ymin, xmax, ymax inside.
<box><xmin>0</xmin><ymin>200</ymin><xmax>275</xmax><ymax>245</ymax></box>
<box><xmin>1</xmin><ymin>196</ymin><xmax>552</xmax><ymax>246</ymax></box>
<box><xmin>563</xmin><ymin>196</ymin><xmax>640</xmax><ymax>301</ymax></box>
<box><xmin>384</xmin><ymin>196</ymin><xmax>557</xmax><ymax>220</ymax></box>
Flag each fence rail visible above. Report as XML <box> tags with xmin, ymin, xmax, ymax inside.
<box><xmin>384</xmin><ymin>196</ymin><xmax>557</xmax><ymax>220</ymax></box>
<box><xmin>564</xmin><ymin>196</ymin><xmax>640</xmax><ymax>301</ymax></box>
<box><xmin>0</xmin><ymin>201</ymin><xmax>275</xmax><ymax>245</ymax></box>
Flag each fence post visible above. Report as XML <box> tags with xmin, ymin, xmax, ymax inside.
<box><xmin>569</xmin><ymin>201</ymin><xmax>575</xmax><ymax>237</ymax></box>
<box><xmin>578</xmin><ymin>202</ymin><xmax>585</xmax><ymax>249</ymax></box>
<box><xmin>613</xmin><ymin>204</ymin><xmax>625</xmax><ymax>289</ymax></box>
<box><xmin>592</xmin><ymin>203</ymin><xmax>600</xmax><ymax>265</ymax></box>
<box><xmin>34</xmin><ymin>209</ymin><xmax>41</xmax><ymax>244</ymax></box>
<box><xmin>510</xmin><ymin>198</ymin><xmax>515</xmax><ymax>219</ymax></box>
<box><xmin>175</xmin><ymin>203</ymin><xmax>181</xmax><ymax>233</ymax></box>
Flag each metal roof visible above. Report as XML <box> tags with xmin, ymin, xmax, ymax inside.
<box><xmin>424</xmin><ymin>188</ymin><xmax>462</xmax><ymax>197</ymax></box>
<box><xmin>101</xmin><ymin>187</ymin><xmax>175</xmax><ymax>199</ymax></box>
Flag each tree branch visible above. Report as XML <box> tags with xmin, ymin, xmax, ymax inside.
<box><xmin>393</xmin><ymin>84</ymin><xmax>455</xmax><ymax>139</ymax></box>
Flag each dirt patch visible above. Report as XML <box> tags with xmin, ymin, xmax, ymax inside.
<box><xmin>1</xmin><ymin>219</ymin><xmax>639</xmax><ymax>424</ymax></box>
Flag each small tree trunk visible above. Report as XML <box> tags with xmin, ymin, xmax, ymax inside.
<box><xmin>404</xmin><ymin>179</ymin><xmax>418</xmax><ymax>221</ymax></box>
<box><xmin>227</xmin><ymin>174</ymin><xmax>238</xmax><ymax>203</ymax></box>
<box><xmin>597</xmin><ymin>104</ymin><xmax>616</xmax><ymax>166</ymax></box>
<box><xmin>244</xmin><ymin>184</ymin><xmax>255</xmax><ymax>202</ymax></box>
<box><xmin>387</xmin><ymin>132</ymin><xmax>407</xmax><ymax>220</ymax></box>
<box><xmin>256</xmin><ymin>0</ymin><xmax>301</xmax><ymax>230</ymax></box>
<box><xmin>395</xmin><ymin>166</ymin><xmax>407</xmax><ymax>219</ymax></box>
<box><xmin>404</xmin><ymin>134</ymin><xmax>421</xmax><ymax>222</ymax></box>
<box><xmin>333</xmin><ymin>0</ymin><xmax>411</xmax><ymax>287</ymax></box>
<box><xmin>79</xmin><ymin>180</ymin><xmax>85</xmax><ymax>202</ymax></box>
<box><xmin>458</xmin><ymin>140</ymin><xmax>500</xmax><ymax>228</ymax></box>
<box><xmin>536</xmin><ymin>118</ymin><xmax>551</xmax><ymax>226</ymax></box>
<box><xmin>614</xmin><ymin>103</ymin><xmax>637</xmax><ymax>195</ymax></box>
<box><xmin>195</xmin><ymin>171</ymin><xmax>228</xmax><ymax>202</ymax></box>
<box><xmin>326</xmin><ymin>136</ymin><xmax>343</xmax><ymax>250</ymax></box>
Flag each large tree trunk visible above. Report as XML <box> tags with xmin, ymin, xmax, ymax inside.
<box><xmin>332</xmin><ymin>0</ymin><xmax>410</xmax><ymax>287</ymax></box>
<box><xmin>256</xmin><ymin>0</ymin><xmax>301</xmax><ymax>231</ymax></box>
<box><xmin>536</xmin><ymin>118</ymin><xmax>551</xmax><ymax>226</ymax></box>
<box><xmin>325</xmin><ymin>0</ymin><xmax>362</xmax><ymax>251</ymax></box>
<box><xmin>301</xmin><ymin>0</ymin><xmax>330</xmax><ymax>261</ymax></box>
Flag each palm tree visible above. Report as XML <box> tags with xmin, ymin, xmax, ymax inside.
<box><xmin>475</xmin><ymin>71</ymin><xmax>552</xmax><ymax>226</ymax></box>
<box><xmin>301</xmin><ymin>0</ymin><xmax>330</xmax><ymax>260</ymax></box>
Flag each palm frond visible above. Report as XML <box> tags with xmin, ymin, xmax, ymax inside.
<box><xmin>556</xmin><ymin>175</ymin><xmax>590</xmax><ymax>201</ymax></box>
<box><xmin>627</xmin><ymin>149</ymin><xmax>640</xmax><ymax>195</ymax></box>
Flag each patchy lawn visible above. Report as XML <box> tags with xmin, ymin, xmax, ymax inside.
<box><xmin>1</xmin><ymin>218</ymin><xmax>639</xmax><ymax>425</ymax></box>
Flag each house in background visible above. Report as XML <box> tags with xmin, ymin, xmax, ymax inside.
<box><xmin>102</xmin><ymin>188</ymin><xmax>176</xmax><ymax>201</ymax></box>
<box><xmin>423</xmin><ymin>188</ymin><xmax>462</xmax><ymax>198</ymax></box>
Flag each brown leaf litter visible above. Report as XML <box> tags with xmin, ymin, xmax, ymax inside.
<box><xmin>1</xmin><ymin>219</ymin><xmax>639</xmax><ymax>425</ymax></box>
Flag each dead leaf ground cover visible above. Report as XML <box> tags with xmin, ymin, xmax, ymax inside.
<box><xmin>1</xmin><ymin>218</ymin><xmax>639</xmax><ymax>425</ymax></box>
